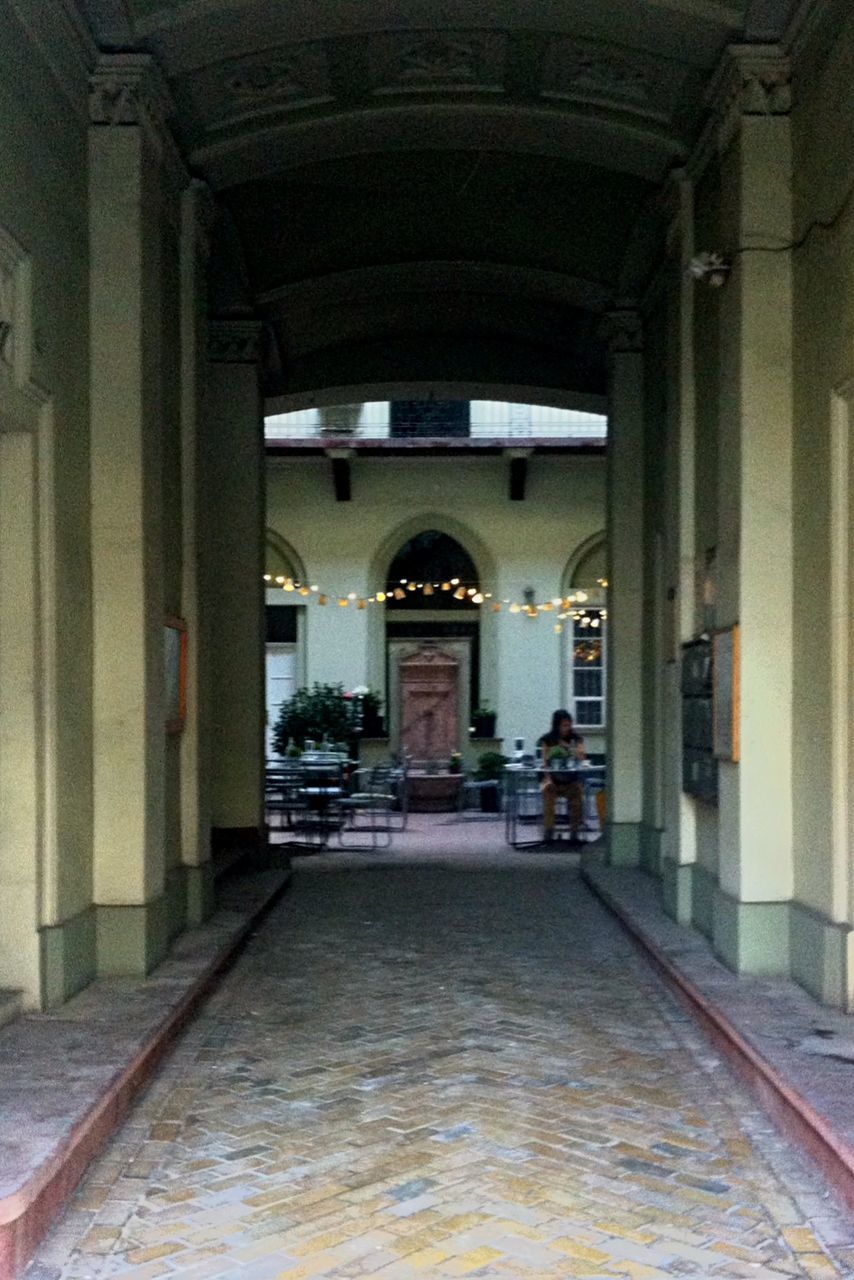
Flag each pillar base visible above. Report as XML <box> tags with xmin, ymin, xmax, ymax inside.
<box><xmin>40</xmin><ymin>908</ymin><xmax>97</xmax><ymax>1010</ymax></box>
<box><xmin>639</xmin><ymin>824</ymin><xmax>663</xmax><ymax>875</ymax></box>
<box><xmin>185</xmin><ymin>862</ymin><xmax>216</xmax><ymax>927</ymax></box>
<box><xmin>661</xmin><ymin>856</ymin><xmax>693</xmax><ymax>926</ymax></box>
<box><xmin>607</xmin><ymin>821</ymin><xmax>642</xmax><ymax>867</ymax></box>
<box><xmin>95</xmin><ymin>865</ymin><xmax>189</xmax><ymax>977</ymax></box>
<box><xmin>790</xmin><ymin>902</ymin><xmax>854</xmax><ymax>1011</ymax></box>
<box><xmin>713</xmin><ymin>888</ymin><xmax>789</xmax><ymax>976</ymax></box>
<box><xmin>691</xmin><ymin>864</ymin><xmax>717</xmax><ymax>940</ymax></box>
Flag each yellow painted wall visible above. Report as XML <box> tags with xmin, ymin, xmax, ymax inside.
<box><xmin>790</xmin><ymin>9</ymin><xmax>854</xmax><ymax>920</ymax></box>
<box><xmin>0</xmin><ymin>9</ymin><xmax>93</xmax><ymax>928</ymax></box>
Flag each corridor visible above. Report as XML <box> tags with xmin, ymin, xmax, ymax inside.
<box><xmin>31</xmin><ymin>855</ymin><xmax>854</xmax><ymax>1280</ymax></box>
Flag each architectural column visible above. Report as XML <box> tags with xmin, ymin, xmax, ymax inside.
<box><xmin>604</xmin><ymin>308</ymin><xmax>645</xmax><ymax>865</ymax></box>
<box><xmin>89</xmin><ymin>55</ymin><xmax>185</xmax><ymax>974</ymax></box>
<box><xmin>661</xmin><ymin>172</ymin><xmax>699</xmax><ymax>922</ymax></box>
<box><xmin>204</xmin><ymin>320</ymin><xmax>265</xmax><ymax>855</ymax></box>
<box><xmin>179</xmin><ymin>181</ymin><xmax>216</xmax><ymax>922</ymax></box>
<box><xmin>712</xmin><ymin>47</ymin><xmax>794</xmax><ymax>972</ymax></box>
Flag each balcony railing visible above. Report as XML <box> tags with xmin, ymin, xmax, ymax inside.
<box><xmin>265</xmin><ymin>401</ymin><xmax>607</xmax><ymax>443</ymax></box>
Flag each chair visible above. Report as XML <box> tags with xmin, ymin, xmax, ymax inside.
<box><xmin>336</xmin><ymin>765</ymin><xmax>397</xmax><ymax>850</ymax></box>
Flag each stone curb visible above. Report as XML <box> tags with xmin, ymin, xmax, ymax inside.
<box><xmin>582</xmin><ymin>863</ymin><xmax>854</xmax><ymax>1216</ymax></box>
<box><xmin>0</xmin><ymin>869</ymin><xmax>292</xmax><ymax>1280</ymax></box>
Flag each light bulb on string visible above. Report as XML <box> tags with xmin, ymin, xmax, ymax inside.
<box><xmin>407</xmin><ymin>582</ymin><xmax>417</xmax><ymax>592</ymax></box>
<box><xmin>358</xmin><ymin>599</ymin><xmax>366</xmax><ymax>610</ymax></box>
<box><xmin>441</xmin><ymin>582</ymin><xmax>451</xmax><ymax>591</ymax></box>
<box><xmin>472</xmin><ymin>592</ymin><xmax>484</xmax><ymax>604</ymax></box>
<box><xmin>509</xmin><ymin>603</ymin><xmax>521</xmax><ymax>614</ymax></box>
<box><xmin>318</xmin><ymin>594</ymin><xmax>327</xmax><ymax>606</ymax></box>
<box><xmin>450</xmin><ymin>578</ymin><xmax>460</xmax><ymax>586</ymax></box>
<box><xmin>376</xmin><ymin>591</ymin><xmax>386</xmax><ymax>603</ymax></box>
<box><xmin>393</xmin><ymin>587</ymin><xmax>406</xmax><ymax>600</ymax></box>
<box><xmin>339</xmin><ymin>598</ymin><xmax>348</xmax><ymax>608</ymax></box>
<box><xmin>263</xmin><ymin>574</ymin><xmax>272</xmax><ymax>582</ymax></box>
<box><xmin>423</xmin><ymin>583</ymin><xmax>434</xmax><ymax>595</ymax></box>
<box><xmin>298</xmin><ymin>586</ymin><xmax>310</xmax><ymax>596</ymax></box>
<box><xmin>275</xmin><ymin>576</ymin><xmax>285</xmax><ymax>584</ymax></box>
<box><xmin>453</xmin><ymin>587</ymin><xmax>466</xmax><ymax>600</ymax></box>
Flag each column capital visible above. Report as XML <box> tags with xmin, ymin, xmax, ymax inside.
<box><xmin>207</xmin><ymin>318</ymin><xmax>263</xmax><ymax>364</ymax></box>
<box><xmin>600</xmin><ymin>307</ymin><xmax>644</xmax><ymax>355</ymax></box>
<box><xmin>90</xmin><ymin>53</ymin><xmax>174</xmax><ymax>132</ymax></box>
<box><xmin>707</xmin><ymin>44</ymin><xmax>791</xmax><ymax>151</ymax></box>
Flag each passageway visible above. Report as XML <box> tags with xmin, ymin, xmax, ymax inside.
<box><xmin>32</xmin><ymin>851</ymin><xmax>854</xmax><ymax>1279</ymax></box>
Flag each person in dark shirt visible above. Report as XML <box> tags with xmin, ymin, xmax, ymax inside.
<box><xmin>538</xmin><ymin>709</ymin><xmax>585</xmax><ymax>843</ymax></box>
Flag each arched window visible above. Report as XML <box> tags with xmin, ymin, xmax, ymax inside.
<box><xmin>565</xmin><ymin>535</ymin><xmax>607</xmax><ymax>730</ymax></box>
<box><xmin>386</xmin><ymin>530</ymin><xmax>479</xmax><ymax>610</ymax></box>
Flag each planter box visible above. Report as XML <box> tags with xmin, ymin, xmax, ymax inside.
<box><xmin>408</xmin><ymin>772</ymin><xmax>463</xmax><ymax>812</ymax></box>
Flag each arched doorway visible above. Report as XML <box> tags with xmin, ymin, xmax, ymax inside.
<box><xmin>385</xmin><ymin>530</ymin><xmax>480</xmax><ymax>761</ymax></box>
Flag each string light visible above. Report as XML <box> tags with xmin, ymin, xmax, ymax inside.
<box><xmin>261</xmin><ymin>573</ymin><xmax>605</xmax><ymax>620</ymax></box>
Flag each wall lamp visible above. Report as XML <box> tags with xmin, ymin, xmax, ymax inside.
<box><xmin>687</xmin><ymin>252</ymin><xmax>731</xmax><ymax>288</ymax></box>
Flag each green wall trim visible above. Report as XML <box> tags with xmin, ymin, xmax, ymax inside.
<box><xmin>39</xmin><ymin>907</ymin><xmax>97</xmax><ymax>1010</ymax></box>
<box><xmin>639</xmin><ymin>825</ymin><xmax>664</xmax><ymax>876</ymax></box>
<box><xmin>185</xmin><ymin>862</ymin><xmax>216</xmax><ymax>927</ymax></box>
<box><xmin>661</xmin><ymin>857</ymin><xmax>694</xmax><ymax>926</ymax></box>
<box><xmin>790</xmin><ymin>901</ymin><xmax>853</xmax><ymax>1010</ymax></box>
<box><xmin>164</xmin><ymin>864</ymin><xmax>188</xmax><ymax>943</ymax></box>
<box><xmin>713</xmin><ymin>890</ymin><xmax>790</xmax><ymax>975</ymax></box>
<box><xmin>691</xmin><ymin>864</ymin><xmax>717</xmax><ymax>940</ymax></box>
<box><xmin>607</xmin><ymin>822</ymin><xmax>642</xmax><ymax>867</ymax></box>
<box><xmin>96</xmin><ymin>894</ymin><xmax>171</xmax><ymax>977</ymax></box>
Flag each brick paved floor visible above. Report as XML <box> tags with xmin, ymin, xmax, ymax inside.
<box><xmin>29</xmin><ymin>848</ymin><xmax>854</xmax><ymax>1279</ymax></box>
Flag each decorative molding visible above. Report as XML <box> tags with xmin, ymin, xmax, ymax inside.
<box><xmin>371</xmin><ymin>31</ymin><xmax>505</xmax><ymax>95</ymax></box>
<box><xmin>207</xmin><ymin>319</ymin><xmax>263</xmax><ymax>364</ymax></box>
<box><xmin>706</xmin><ymin>44</ymin><xmax>791</xmax><ymax>151</ymax></box>
<box><xmin>90</xmin><ymin>54</ymin><xmax>190</xmax><ymax>211</ymax></box>
<box><xmin>542</xmin><ymin>38</ymin><xmax>661</xmax><ymax>113</ymax></box>
<box><xmin>90</xmin><ymin>53</ymin><xmax>173</xmax><ymax>131</ymax></box>
<box><xmin>202</xmin><ymin>44</ymin><xmax>331</xmax><ymax>126</ymax></box>
<box><xmin>600</xmin><ymin>307</ymin><xmax>644</xmax><ymax>354</ymax></box>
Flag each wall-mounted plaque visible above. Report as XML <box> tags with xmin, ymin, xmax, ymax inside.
<box><xmin>713</xmin><ymin>624</ymin><xmax>740</xmax><ymax>762</ymax></box>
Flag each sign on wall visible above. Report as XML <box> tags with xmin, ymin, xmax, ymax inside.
<box><xmin>713</xmin><ymin>624</ymin><xmax>740</xmax><ymax>763</ymax></box>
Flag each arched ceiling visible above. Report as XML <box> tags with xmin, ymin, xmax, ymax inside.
<box><xmin>77</xmin><ymin>0</ymin><xmax>802</xmax><ymax>399</ymax></box>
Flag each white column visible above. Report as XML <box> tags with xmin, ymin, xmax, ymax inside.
<box><xmin>205</xmin><ymin>320</ymin><xmax>265</xmax><ymax>851</ymax></box>
<box><xmin>604</xmin><ymin>308</ymin><xmax>645</xmax><ymax>866</ymax></box>
<box><xmin>713</xmin><ymin>46</ymin><xmax>794</xmax><ymax>970</ymax></box>
<box><xmin>89</xmin><ymin>55</ymin><xmax>184</xmax><ymax>971</ymax></box>
<box><xmin>0</xmin><ymin>430</ymin><xmax>41</xmax><ymax>1001</ymax></box>
<box><xmin>179</xmin><ymin>181</ymin><xmax>216</xmax><ymax>920</ymax></box>
<box><xmin>661</xmin><ymin>172</ymin><xmax>699</xmax><ymax>920</ymax></box>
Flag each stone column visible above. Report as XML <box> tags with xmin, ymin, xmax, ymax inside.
<box><xmin>661</xmin><ymin>172</ymin><xmax>699</xmax><ymax>923</ymax></box>
<box><xmin>204</xmin><ymin>320</ymin><xmax>265</xmax><ymax>855</ymax></box>
<box><xmin>712</xmin><ymin>46</ymin><xmax>794</xmax><ymax>972</ymax></box>
<box><xmin>180</xmin><ymin>182</ymin><xmax>217</xmax><ymax>922</ymax></box>
<box><xmin>89</xmin><ymin>55</ymin><xmax>185</xmax><ymax>974</ymax></box>
<box><xmin>604</xmin><ymin>308</ymin><xmax>645</xmax><ymax>865</ymax></box>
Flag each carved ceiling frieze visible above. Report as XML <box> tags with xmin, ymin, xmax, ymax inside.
<box><xmin>541</xmin><ymin>38</ymin><xmax>682</xmax><ymax>121</ymax></box>
<box><xmin>189</xmin><ymin>44</ymin><xmax>332</xmax><ymax>128</ymax></box>
<box><xmin>369</xmin><ymin>31</ymin><xmax>506</xmax><ymax>96</ymax></box>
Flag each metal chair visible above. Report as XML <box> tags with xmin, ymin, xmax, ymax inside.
<box><xmin>336</xmin><ymin>765</ymin><xmax>397</xmax><ymax>850</ymax></box>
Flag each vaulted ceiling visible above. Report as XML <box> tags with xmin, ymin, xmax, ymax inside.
<box><xmin>77</xmin><ymin>0</ymin><xmax>803</xmax><ymax>399</ymax></box>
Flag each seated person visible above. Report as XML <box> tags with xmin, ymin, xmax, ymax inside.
<box><xmin>538</xmin><ymin>709</ymin><xmax>586</xmax><ymax>843</ymax></box>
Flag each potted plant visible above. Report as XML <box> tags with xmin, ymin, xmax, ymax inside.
<box><xmin>353</xmin><ymin>686</ymin><xmax>385</xmax><ymax>737</ymax></box>
<box><xmin>273</xmin><ymin>683</ymin><xmax>355</xmax><ymax>755</ymax></box>
<box><xmin>474</xmin><ymin>750</ymin><xmax>507</xmax><ymax>812</ymax></box>
<box><xmin>471</xmin><ymin>703</ymin><xmax>496</xmax><ymax>738</ymax></box>
<box><xmin>448</xmin><ymin>750</ymin><xmax>462</xmax><ymax>774</ymax></box>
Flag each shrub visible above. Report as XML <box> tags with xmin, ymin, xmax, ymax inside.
<box><xmin>273</xmin><ymin>683</ymin><xmax>354</xmax><ymax>755</ymax></box>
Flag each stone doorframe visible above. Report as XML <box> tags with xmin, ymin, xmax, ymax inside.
<box><xmin>387</xmin><ymin>637</ymin><xmax>472</xmax><ymax>758</ymax></box>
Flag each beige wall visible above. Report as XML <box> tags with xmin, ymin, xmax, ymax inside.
<box><xmin>266</xmin><ymin>452</ymin><xmax>606</xmax><ymax>756</ymax></box>
<box><xmin>0</xmin><ymin>6</ymin><xmax>94</xmax><ymax>1002</ymax></box>
<box><xmin>791</xmin><ymin>9</ymin><xmax>854</xmax><ymax>923</ymax></box>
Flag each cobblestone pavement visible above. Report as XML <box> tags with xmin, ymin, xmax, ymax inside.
<box><xmin>29</xmin><ymin>857</ymin><xmax>854</xmax><ymax>1279</ymax></box>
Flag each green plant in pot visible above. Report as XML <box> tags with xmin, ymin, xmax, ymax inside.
<box><xmin>546</xmin><ymin>744</ymin><xmax>572</xmax><ymax>770</ymax></box>
<box><xmin>355</xmin><ymin>686</ymin><xmax>384</xmax><ymax>736</ymax></box>
<box><xmin>273</xmin><ymin>683</ymin><xmax>355</xmax><ymax>755</ymax></box>
<box><xmin>474</xmin><ymin>750</ymin><xmax>507</xmax><ymax>812</ymax></box>
<box><xmin>471</xmin><ymin>703</ymin><xmax>496</xmax><ymax>738</ymax></box>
